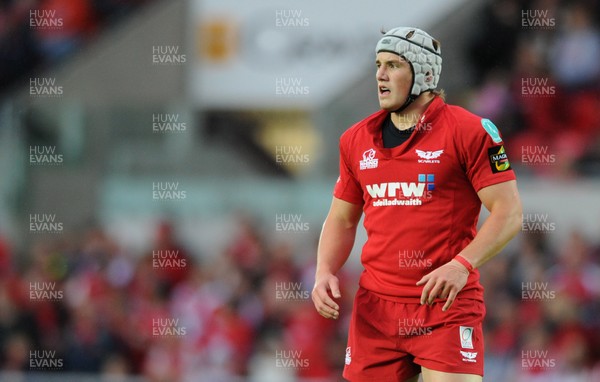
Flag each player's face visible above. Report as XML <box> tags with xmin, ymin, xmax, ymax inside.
<box><xmin>376</xmin><ymin>52</ymin><xmax>413</xmax><ymax>111</ymax></box>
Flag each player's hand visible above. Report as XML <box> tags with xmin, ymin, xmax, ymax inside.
<box><xmin>416</xmin><ymin>259</ymin><xmax>469</xmax><ymax>311</ymax></box>
<box><xmin>312</xmin><ymin>273</ymin><xmax>341</xmax><ymax>320</ymax></box>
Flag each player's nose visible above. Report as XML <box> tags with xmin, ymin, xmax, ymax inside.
<box><xmin>376</xmin><ymin>66</ymin><xmax>388</xmax><ymax>81</ymax></box>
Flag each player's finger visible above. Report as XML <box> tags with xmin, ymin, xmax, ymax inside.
<box><xmin>427</xmin><ymin>280</ymin><xmax>445</xmax><ymax>305</ymax></box>
<box><xmin>312</xmin><ymin>296</ymin><xmax>338</xmax><ymax>318</ymax></box>
<box><xmin>416</xmin><ymin>273</ymin><xmax>430</xmax><ymax>286</ymax></box>
<box><xmin>314</xmin><ymin>297</ymin><xmax>339</xmax><ymax>319</ymax></box>
<box><xmin>442</xmin><ymin>288</ymin><xmax>459</xmax><ymax>311</ymax></box>
<box><xmin>419</xmin><ymin>278</ymin><xmax>435</xmax><ymax>305</ymax></box>
<box><xmin>313</xmin><ymin>287</ymin><xmax>339</xmax><ymax>311</ymax></box>
<box><xmin>328</xmin><ymin>277</ymin><xmax>341</xmax><ymax>299</ymax></box>
<box><xmin>439</xmin><ymin>283</ymin><xmax>452</xmax><ymax>299</ymax></box>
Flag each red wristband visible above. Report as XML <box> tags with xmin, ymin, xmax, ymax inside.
<box><xmin>454</xmin><ymin>255</ymin><xmax>474</xmax><ymax>273</ymax></box>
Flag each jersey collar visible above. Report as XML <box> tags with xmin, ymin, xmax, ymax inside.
<box><xmin>367</xmin><ymin>96</ymin><xmax>446</xmax><ymax>150</ymax></box>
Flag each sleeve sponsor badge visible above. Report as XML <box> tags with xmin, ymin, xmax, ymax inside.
<box><xmin>488</xmin><ymin>145</ymin><xmax>511</xmax><ymax>173</ymax></box>
<box><xmin>481</xmin><ymin>118</ymin><xmax>503</xmax><ymax>143</ymax></box>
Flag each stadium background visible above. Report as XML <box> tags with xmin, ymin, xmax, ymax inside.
<box><xmin>1</xmin><ymin>0</ymin><xmax>600</xmax><ymax>381</ymax></box>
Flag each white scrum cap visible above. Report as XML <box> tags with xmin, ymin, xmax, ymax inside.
<box><xmin>376</xmin><ymin>27</ymin><xmax>442</xmax><ymax>98</ymax></box>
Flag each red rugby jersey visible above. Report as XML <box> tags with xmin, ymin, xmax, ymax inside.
<box><xmin>333</xmin><ymin>96</ymin><xmax>516</xmax><ymax>302</ymax></box>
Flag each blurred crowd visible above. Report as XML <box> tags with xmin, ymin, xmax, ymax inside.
<box><xmin>0</xmin><ymin>217</ymin><xmax>346</xmax><ymax>382</ymax></box>
<box><xmin>0</xmin><ymin>215</ymin><xmax>599</xmax><ymax>381</ymax></box>
<box><xmin>0</xmin><ymin>0</ymin><xmax>150</xmax><ymax>94</ymax></box>
<box><xmin>466</xmin><ymin>0</ymin><xmax>600</xmax><ymax>177</ymax></box>
<box><xmin>482</xmin><ymin>229</ymin><xmax>600</xmax><ymax>381</ymax></box>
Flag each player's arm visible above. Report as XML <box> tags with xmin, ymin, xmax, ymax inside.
<box><xmin>312</xmin><ymin>197</ymin><xmax>363</xmax><ymax>320</ymax></box>
<box><xmin>417</xmin><ymin>180</ymin><xmax>522</xmax><ymax>311</ymax></box>
<box><xmin>456</xmin><ymin>180</ymin><xmax>522</xmax><ymax>268</ymax></box>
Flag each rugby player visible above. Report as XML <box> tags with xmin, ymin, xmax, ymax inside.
<box><xmin>311</xmin><ymin>27</ymin><xmax>522</xmax><ymax>382</ymax></box>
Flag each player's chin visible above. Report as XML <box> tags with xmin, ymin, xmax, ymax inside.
<box><xmin>379</xmin><ymin>101</ymin><xmax>401</xmax><ymax>112</ymax></box>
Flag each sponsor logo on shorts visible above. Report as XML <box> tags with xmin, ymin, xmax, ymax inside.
<box><xmin>359</xmin><ymin>148</ymin><xmax>378</xmax><ymax>170</ymax></box>
<box><xmin>345</xmin><ymin>347</ymin><xmax>351</xmax><ymax>365</ymax></box>
<box><xmin>415</xmin><ymin>149</ymin><xmax>443</xmax><ymax>163</ymax></box>
<box><xmin>488</xmin><ymin>145</ymin><xmax>511</xmax><ymax>173</ymax></box>
<box><xmin>460</xmin><ymin>351</ymin><xmax>477</xmax><ymax>363</ymax></box>
<box><xmin>459</xmin><ymin>326</ymin><xmax>474</xmax><ymax>349</ymax></box>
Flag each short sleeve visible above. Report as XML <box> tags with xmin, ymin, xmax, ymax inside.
<box><xmin>460</xmin><ymin>118</ymin><xmax>516</xmax><ymax>192</ymax></box>
<box><xmin>333</xmin><ymin>139</ymin><xmax>364</xmax><ymax>205</ymax></box>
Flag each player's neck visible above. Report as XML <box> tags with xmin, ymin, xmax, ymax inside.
<box><xmin>390</xmin><ymin>93</ymin><xmax>436</xmax><ymax>131</ymax></box>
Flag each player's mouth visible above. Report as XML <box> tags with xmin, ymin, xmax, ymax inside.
<box><xmin>379</xmin><ymin>85</ymin><xmax>391</xmax><ymax>96</ymax></box>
